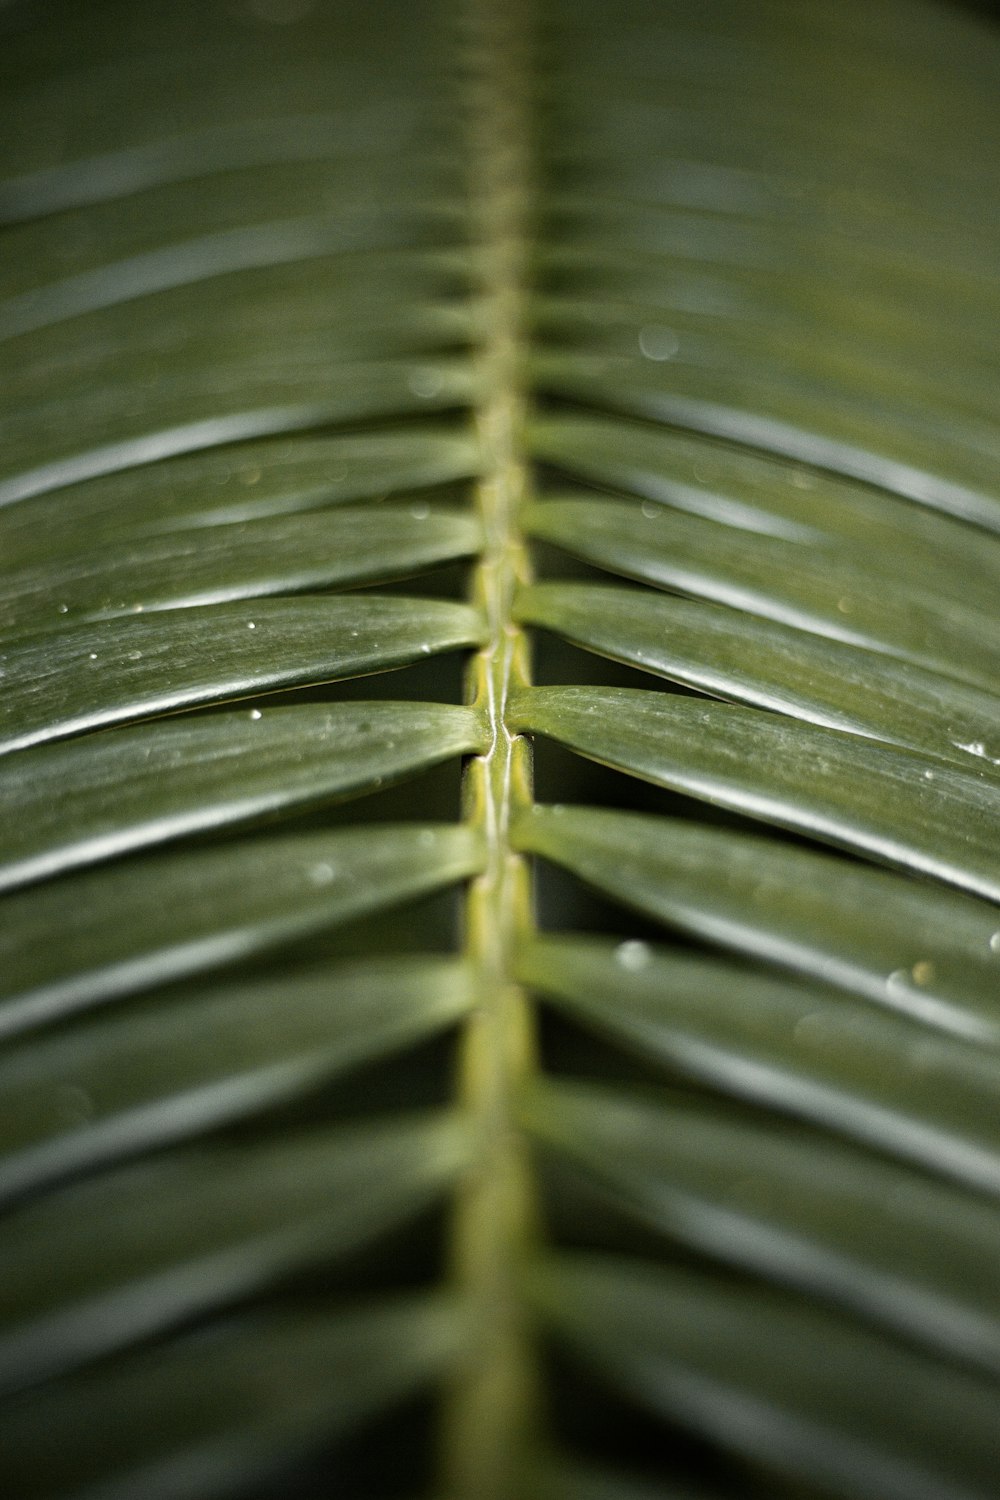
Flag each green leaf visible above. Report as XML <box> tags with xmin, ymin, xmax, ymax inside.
<box><xmin>0</xmin><ymin>823</ymin><xmax>484</xmax><ymax>1039</ymax></box>
<box><xmin>0</xmin><ymin>703</ymin><xmax>487</xmax><ymax>892</ymax></box>
<box><xmin>516</xmin><ymin>582</ymin><xmax>1000</xmax><ymax>771</ymax></box>
<box><xmin>0</xmin><ymin>425</ymin><xmax>479</xmax><ymax>572</ymax></box>
<box><xmin>537</xmin><ymin>1255</ymin><xmax>1000</xmax><ymax>1500</ymax></box>
<box><xmin>0</xmin><ymin>356</ymin><xmax>477</xmax><ymax>508</ymax></box>
<box><xmin>4</xmin><ymin>0</ymin><xmax>1000</xmax><ymax>1494</ymax></box>
<box><xmin>511</xmin><ymin>685</ymin><xmax>1000</xmax><ymax>900</ymax></box>
<box><xmin>525</xmin><ymin>1079</ymin><xmax>1000</xmax><ymax>1373</ymax></box>
<box><xmin>532</xmin><ymin>348</ymin><xmax>1000</xmax><ymax>534</ymax></box>
<box><xmin>0</xmin><ymin>596</ymin><xmax>484</xmax><ymax>754</ymax></box>
<box><xmin>514</xmin><ymin>806</ymin><xmax>1000</xmax><ymax>1042</ymax></box>
<box><xmin>0</xmin><ymin>506</ymin><xmax>482</xmax><ymax>639</ymax></box>
<box><xmin>518</xmin><ymin>935</ymin><xmax>1000</xmax><ymax>1197</ymax></box>
<box><xmin>0</xmin><ymin>956</ymin><xmax>474</xmax><ymax>1205</ymax></box>
<box><xmin>525</xmin><ymin>495</ymin><xmax>1000</xmax><ymax>693</ymax></box>
<box><xmin>0</xmin><ymin>1292</ymin><xmax>458</xmax><ymax>1500</ymax></box>
<box><xmin>0</xmin><ymin>1111</ymin><xmax>468</xmax><ymax>1392</ymax></box>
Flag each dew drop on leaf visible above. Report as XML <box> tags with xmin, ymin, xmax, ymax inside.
<box><xmin>638</xmin><ymin>325</ymin><xmax>679</xmax><ymax>361</ymax></box>
<box><xmin>615</xmin><ymin>940</ymin><xmax>652</xmax><ymax>972</ymax></box>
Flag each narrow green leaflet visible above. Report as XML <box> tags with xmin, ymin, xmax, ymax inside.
<box><xmin>516</xmin><ymin>583</ymin><xmax>1000</xmax><ymax>772</ymax></box>
<box><xmin>510</xmin><ymin>686</ymin><xmax>1000</xmax><ymax>901</ymax></box>
<box><xmin>0</xmin><ymin>425</ymin><xmax>479</xmax><ymax>572</ymax></box>
<box><xmin>525</xmin><ymin>496</ymin><xmax>1000</xmax><ymax>693</ymax></box>
<box><xmin>0</xmin><ymin>160</ymin><xmax>449</xmax><ymax>297</ymax></box>
<box><xmin>0</xmin><ymin>1112</ymin><xmax>468</xmax><ymax>1392</ymax></box>
<box><xmin>0</xmin><ymin>207</ymin><xmax>459</xmax><ymax>340</ymax></box>
<box><xmin>0</xmin><ymin>956</ymin><xmax>474</xmax><ymax>1206</ymax></box>
<box><xmin>518</xmin><ymin>936</ymin><xmax>1000</xmax><ymax>1197</ymax></box>
<box><xmin>0</xmin><ymin>702</ymin><xmax>486</xmax><ymax>893</ymax></box>
<box><xmin>528</xmin><ymin>414</ymin><xmax>1000</xmax><ymax>608</ymax></box>
<box><xmin>0</xmin><ymin>104</ymin><xmax>433</xmax><ymax>223</ymax></box>
<box><xmin>514</xmin><ymin>806</ymin><xmax>1000</xmax><ymax>1043</ymax></box>
<box><xmin>3</xmin><ymin>0</ymin><xmax>1000</xmax><ymax>1496</ymax></box>
<box><xmin>537</xmin><ymin>1256</ymin><xmax>1000</xmax><ymax>1500</ymax></box>
<box><xmin>0</xmin><ymin>356</ymin><xmax>476</xmax><ymax>508</ymax></box>
<box><xmin>532</xmin><ymin>346</ymin><xmax>1000</xmax><ymax>535</ymax></box>
<box><xmin>0</xmin><ymin>507</ymin><xmax>481</xmax><ymax>639</ymax></box>
<box><xmin>0</xmin><ymin>823</ymin><xmax>484</xmax><ymax>1039</ymax></box>
<box><xmin>0</xmin><ymin>1292</ymin><xmax>458</xmax><ymax>1500</ymax></box>
<box><xmin>525</xmin><ymin>1080</ymin><xmax>1000</xmax><ymax>1374</ymax></box>
<box><xmin>0</xmin><ymin>595</ymin><xmax>484</xmax><ymax>755</ymax></box>
<box><xmin>532</xmin><ymin>293</ymin><xmax>1000</xmax><ymax>497</ymax></box>
<box><xmin>532</xmin><ymin>315</ymin><xmax>1000</xmax><ymax>495</ymax></box>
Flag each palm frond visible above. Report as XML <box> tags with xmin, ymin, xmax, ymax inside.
<box><xmin>2</xmin><ymin>0</ymin><xmax>1000</xmax><ymax>1496</ymax></box>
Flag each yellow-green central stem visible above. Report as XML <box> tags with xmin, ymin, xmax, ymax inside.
<box><xmin>443</xmin><ymin>2</ymin><xmax>541</xmax><ymax>1495</ymax></box>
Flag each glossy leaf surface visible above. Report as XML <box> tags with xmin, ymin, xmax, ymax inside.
<box><xmin>2</xmin><ymin>0</ymin><xmax>1000</xmax><ymax>1495</ymax></box>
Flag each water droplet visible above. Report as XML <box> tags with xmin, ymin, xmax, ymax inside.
<box><xmin>418</xmin><ymin>830</ymin><xmax>436</xmax><ymax>848</ymax></box>
<box><xmin>249</xmin><ymin>709</ymin><xmax>262</xmax><ymax>721</ymax></box>
<box><xmin>638</xmin><ymin>325</ymin><xmax>680</xmax><ymax>361</ymax></box>
<box><xmin>408</xmin><ymin>369</ymin><xmax>443</xmax><ymax>400</ymax></box>
<box><xmin>990</xmin><ymin>932</ymin><xmax>1000</xmax><ymax>953</ymax></box>
<box><xmin>57</xmin><ymin>603</ymin><xmax>69</xmax><ymax>614</ymax></box>
<box><xmin>88</xmin><ymin>652</ymin><xmax>98</xmax><ymax>661</ymax></box>
<box><xmin>789</xmin><ymin>469</ymin><xmax>817</xmax><ymax>490</ymax></box>
<box><xmin>911</xmin><ymin>960</ymin><xmax>935</xmax><ymax>986</ymax></box>
<box><xmin>954</xmin><ymin>739</ymin><xmax>987</xmax><ymax>759</ymax></box>
<box><xmin>410</xmin><ymin>502</ymin><xmax>430</xmax><ymax>521</ymax></box>
<box><xmin>239</xmin><ymin>465</ymin><xmax>262</xmax><ymax>486</ymax></box>
<box><xmin>247</xmin><ymin>621</ymin><xmax>256</xmax><ymax>630</ymax></box>
<box><xmin>127</xmin><ymin>650</ymin><xmax>142</xmax><ymax>661</ymax></box>
<box><xmin>308</xmin><ymin>862</ymin><xmax>336</xmax><ymax>886</ymax></box>
<box><xmin>420</xmin><ymin>642</ymin><xmax>432</xmax><ymax>654</ymax></box>
<box><xmin>923</xmin><ymin>769</ymin><xmax>935</xmax><ymax>781</ymax></box>
<box><xmin>640</xmin><ymin>501</ymin><xmax>659</xmax><ymax>520</ymax></box>
<box><xmin>615</xmin><ymin>939</ymin><xmax>652</xmax><ymax>972</ymax></box>
<box><xmin>836</xmin><ymin>597</ymin><xmax>853</xmax><ymax>614</ymax></box>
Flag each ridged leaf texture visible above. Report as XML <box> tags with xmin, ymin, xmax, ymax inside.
<box><xmin>2</xmin><ymin>1</ymin><xmax>1000</xmax><ymax>1496</ymax></box>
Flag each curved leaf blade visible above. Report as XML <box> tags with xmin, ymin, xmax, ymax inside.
<box><xmin>0</xmin><ymin>1292</ymin><xmax>458</xmax><ymax>1500</ymax></box>
<box><xmin>514</xmin><ymin>806</ymin><xmax>1000</xmax><ymax>1043</ymax></box>
<box><xmin>516</xmin><ymin>582</ymin><xmax>1000</xmax><ymax>772</ymax></box>
<box><xmin>529</xmin><ymin>413</ymin><xmax>1000</xmax><ymax>607</ymax></box>
<box><xmin>0</xmin><ymin>822</ymin><xmax>485</xmax><ymax>1040</ymax></box>
<box><xmin>0</xmin><ymin>702</ymin><xmax>486</xmax><ymax>892</ymax></box>
<box><xmin>526</xmin><ymin>1080</ymin><xmax>1000</xmax><ymax>1374</ymax></box>
<box><xmin>537</xmin><ymin>1255</ymin><xmax>1000</xmax><ymax>1500</ymax></box>
<box><xmin>0</xmin><ymin>425</ymin><xmax>479</xmax><ymax>573</ymax></box>
<box><xmin>526</xmin><ymin>496</ymin><xmax>1000</xmax><ymax>693</ymax></box>
<box><xmin>0</xmin><ymin>507</ymin><xmax>482</xmax><ymax>640</ymax></box>
<box><xmin>0</xmin><ymin>1112</ymin><xmax>468</xmax><ymax>1393</ymax></box>
<box><xmin>0</xmin><ymin>595</ymin><xmax>484</xmax><ymax>755</ymax></box>
<box><xmin>511</xmin><ymin>686</ymin><xmax>1000</xmax><ymax>901</ymax></box>
<box><xmin>0</xmin><ymin>956</ymin><xmax>474</xmax><ymax>1207</ymax></box>
<box><xmin>519</xmin><ymin>935</ymin><xmax>1000</xmax><ymax>1198</ymax></box>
